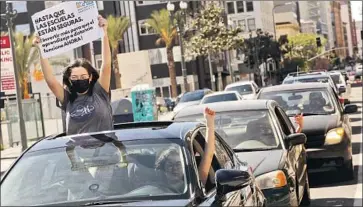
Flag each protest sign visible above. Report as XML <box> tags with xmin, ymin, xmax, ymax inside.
<box><xmin>31</xmin><ymin>1</ymin><xmax>103</xmax><ymax>58</ymax></box>
<box><xmin>0</xmin><ymin>36</ymin><xmax>16</xmax><ymax>95</ymax></box>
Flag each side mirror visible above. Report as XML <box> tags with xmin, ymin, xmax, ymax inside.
<box><xmin>215</xmin><ymin>169</ymin><xmax>251</xmax><ymax>199</ymax></box>
<box><xmin>344</xmin><ymin>104</ymin><xmax>358</xmax><ymax>114</ymax></box>
<box><xmin>338</xmin><ymin>86</ymin><xmax>346</xmax><ymax>94</ymax></box>
<box><xmin>285</xmin><ymin>133</ymin><xmax>307</xmax><ymax>147</ymax></box>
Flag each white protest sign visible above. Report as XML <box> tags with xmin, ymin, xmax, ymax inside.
<box><xmin>31</xmin><ymin>1</ymin><xmax>103</xmax><ymax>58</ymax></box>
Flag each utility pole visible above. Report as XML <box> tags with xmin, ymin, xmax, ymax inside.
<box><xmin>1</xmin><ymin>2</ymin><xmax>28</xmax><ymax>151</ymax></box>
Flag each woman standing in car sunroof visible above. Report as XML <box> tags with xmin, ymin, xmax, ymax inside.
<box><xmin>33</xmin><ymin>15</ymin><xmax>112</xmax><ymax>135</ymax></box>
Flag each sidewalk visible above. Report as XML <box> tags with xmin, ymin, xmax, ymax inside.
<box><xmin>0</xmin><ymin>146</ymin><xmax>21</xmax><ymax>175</ymax></box>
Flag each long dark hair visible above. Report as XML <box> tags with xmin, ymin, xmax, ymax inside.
<box><xmin>63</xmin><ymin>58</ymin><xmax>99</xmax><ymax>103</ymax></box>
<box><xmin>155</xmin><ymin>148</ymin><xmax>180</xmax><ymax>171</ymax></box>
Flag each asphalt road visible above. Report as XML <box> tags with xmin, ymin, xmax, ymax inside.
<box><xmin>308</xmin><ymin>84</ymin><xmax>362</xmax><ymax>206</ymax></box>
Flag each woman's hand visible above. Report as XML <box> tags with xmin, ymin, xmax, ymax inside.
<box><xmin>98</xmin><ymin>15</ymin><xmax>108</xmax><ymax>34</ymax></box>
<box><xmin>294</xmin><ymin>113</ymin><xmax>304</xmax><ymax>133</ymax></box>
<box><xmin>204</xmin><ymin>107</ymin><xmax>216</xmax><ymax>128</ymax></box>
<box><xmin>32</xmin><ymin>35</ymin><xmax>41</xmax><ymax>48</ymax></box>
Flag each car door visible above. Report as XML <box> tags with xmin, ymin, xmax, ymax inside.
<box><xmin>193</xmin><ymin>129</ymin><xmax>250</xmax><ymax>207</ymax></box>
<box><xmin>275</xmin><ymin>106</ymin><xmax>306</xmax><ymax>201</ymax></box>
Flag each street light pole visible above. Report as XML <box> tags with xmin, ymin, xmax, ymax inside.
<box><xmin>1</xmin><ymin>2</ymin><xmax>28</xmax><ymax>151</ymax></box>
<box><xmin>167</xmin><ymin>1</ymin><xmax>189</xmax><ymax>93</ymax></box>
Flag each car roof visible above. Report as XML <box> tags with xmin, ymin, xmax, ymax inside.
<box><xmin>28</xmin><ymin>122</ymin><xmax>201</xmax><ymax>152</ymax></box>
<box><xmin>259</xmin><ymin>82</ymin><xmax>331</xmax><ymax>93</ymax></box>
<box><xmin>225</xmin><ymin>80</ymin><xmax>254</xmax><ymax>88</ymax></box>
<box><xmin>174</xmin><ymin>100</ymin><xmax>272</xmax><ymax>118</ymax></box>
<box><xmin>285</xmin><ymin>74</ymin><xmax>329</xmax><ymax>80</ymax></box>
<box><xmin>203</xmin><ymin>91</ymin><xmax>239</xmax><ymax>97</ymax></box>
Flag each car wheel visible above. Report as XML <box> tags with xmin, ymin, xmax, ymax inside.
<box><xmin>301</xmin><ymin>173</ymin><xmax>311</xmax><ymax>206</ymax></box>
<box><xmin>339</xmin><ymin>159</ymin><xmax>354</xmax><ymax>180</ymax></box>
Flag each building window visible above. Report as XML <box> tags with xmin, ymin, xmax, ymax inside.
<box><xmin>236</xmin><ymin>1</ymin><xmax>244</xmax><ymax>13</ymax></box>
<box><xmin>97</xmin><ymin>1</ymin><xmax>104</xmax><ymax>10</ymax></box>
<box><xmin>12</xmin><ymin>1</ymin><xmax>27</xmax><ymax>13</ymax></box>
<box><xmin>138</xmin><ymin>20</ymin><xmax>156</xmax><ymax>35</ymax></box>
<box><xmin>227</xmin><ymin>2</ymin><xmax>235</xmax><ymax>14</ymax></box>
<box><xmin>247</xmin><ymin>18</ymin><xmax>256</xmax><ymax>31</ymax></box>
<box><xmin>238</xmin><ymin>20</ymin><xmax>246</xmax><ymax>32</ymax></box>
<box><xmin>15</xmin><ymin>24</ymin><xmax>30</xmax><ymax>36</ymax></box>
<box><xmin>246</xmin><ymin>1</ymin><xmax>254</xmax><ymax>12</ymax></box>
<box><xmin>136</xmin><ymin>1</ymin><xmax>164</xmax><ymax>6</ymax></box>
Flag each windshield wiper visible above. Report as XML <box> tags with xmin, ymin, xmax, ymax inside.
<box><xmin>82</xmin><ymin>200</ymin><xmax>141</xmax><ymax>206</ymax></box>
<box><xmin>233</xmin><ymin>147</ymin><xmax>276</xmax><ymax>152</ymax></box>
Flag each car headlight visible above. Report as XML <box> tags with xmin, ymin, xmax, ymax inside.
<box><xmin>255</xmin><ymin>170</ymin><xmax>287</xmax><ymax>190</ymax></box>
<box><xmin>324</xmin><ymin>127</ymin><xmax>344</xmax><ymax>145</ymax></box>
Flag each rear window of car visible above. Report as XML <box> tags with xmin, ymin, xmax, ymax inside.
<box><xmin>201</xmin><ymin>93</ymin><xmax>238</xmax><ymax>104</ymax></box>
<box><xmin>179</xmin><ymin>91</ymin><xmax>205</xmax><ymax>102</ymax></box>
<box><xmin>225</xmin><ymin>84</ymin><xmax>253</xmax><ymax>95</ymax></box>
<box><xmin>330</xmin><ymin>74</ymin><xmax>341</xmax><ymax>84</ymax></box>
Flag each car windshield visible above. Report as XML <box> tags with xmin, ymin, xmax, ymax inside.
<box><xmin>175</xmin><ymin>110</ymin><xmax>280</xmax><ymax>151</ymax></box>
<box><xmin>225</xmin><ymin>84</ymin><xmax>253</xmax><ymax>95</ymax></box>
<box><xmin>283</xmin><ymin>77</ymin><xmax>329</xmax><ymax>84</ymax></box>
<box><xmin>259</xmin><ymin>89</ymin><xmax>336</xmax><ymax>116</ymax></box>
<box><xmin>1</xmin><ymin>134</ymin><xmax>187</xmax><ymax>206</ymax></box>
<box><xmin>201</xmin><ymin>93</ymin><xmax>238</xmax><ymax>104</ymax></box>
<box><xmin>330</xmin><ymin>74</ymin><xmax>341</xmax><ymax>84</ymax></box>
<box><xmin>179</xmin><ymin>91</ymin><xmax>205</xmax><ymax>103</ymax></box>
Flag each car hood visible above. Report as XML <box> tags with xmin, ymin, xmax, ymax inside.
<box><xmin>236</xmin><ymin>150</ymin><xmax>284</xmax><ymax>176</ymax></box>
<box><xmin>173</xmin><ymin>101</ymin><xmax>200</xmax><ymax>113</ymax></box>
<box><xmin>87</xmin><ymin>199</ymin><xmax>191</xmax><ymax>206</ymax></box>
<box><xmin>289</xmin><ymin>115</ymin><xmax>339</xmax><ymax>136</ymax></box>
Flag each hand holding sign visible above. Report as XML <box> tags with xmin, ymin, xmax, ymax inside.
<box><xmin>98</xmin><ymin>15</ymin><xmax>108</xmax><ymax>33</ymax></box>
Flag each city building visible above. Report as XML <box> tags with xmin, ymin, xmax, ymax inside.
<box><xmin>298</xmin><ymin>1</ymin><xmax>334</xmax><ymax>49</ymax></box>
<box><xmin>341</xmin><ymin>1</ymin><xmax>354</xmax><ymax>56</ymax></box>
<box><xmin>331</xmin><ymin>1</ymin><xmax>346</xmax><ymax>57</ymax></box>
<box><xmin>354</xmin><ymin>20</ymin><xmax>362</xmax><ymax>58</ymax></box>
<box><xmin>300</xmin><ymin>20</ymin><xmax>317</xmax><ymax>34</ymax></box>
<box><xmin>273</xmin><ymin>1</ymin><xmax>300</xmax><ymax>39</ymax></box>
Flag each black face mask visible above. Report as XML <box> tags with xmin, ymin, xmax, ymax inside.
<box><xmin>71</xmin><ymin>79</ymin><xmax>90</xmax><ymax>93</ymax></box>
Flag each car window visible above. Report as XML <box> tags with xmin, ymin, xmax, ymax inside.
<box><xmin>176</xmin><ymin>110</ymin><xmax>280</xmax><ymax>151</ymax></box>
<box><xmin>225</xmin><ymin>84</ymin><xmax>253</xmax><ymax>95</ymax></box>
<box><xmin>1</xmin><ymin>135</ymin><xmax>188</xmax><ymax>206</ymax></box>
<box><xmin>201</xmin><ymin>93</ymin><xmax>238</xmax><ymax>104</ymax></box>
<box><xmin>277</xmin><ymin>107</ymin><xmax>296</xmax><ymax>134</ymax></box>
<box><xmin>259</xmin><ymin>89</ymin><xmax>335</xmax><ymax>116</ymax></box>
<box><xmin>274</xmin><ymin>107</ymin><xmax>292</xmax><ymax>136</ymax></box>
<box><xmin>179</xmin><ymin>91</ymin><xmax>205</xmax><ymax>103</ymax></box>
<box><xmin>331</xmin><ymin>74</ymin><xmax>341</xmax><ymax>85</ymax></box>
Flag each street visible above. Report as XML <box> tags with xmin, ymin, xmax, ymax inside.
<box><xmin>308</xmin><ymin>85</ymin><xmax>362</xmax><ymax>206</ymax></box>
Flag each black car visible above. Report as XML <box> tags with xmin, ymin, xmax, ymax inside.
<box><xmin>173</xmin><ymin>100</ymin><xmax>310</xmax><ymax>206</ymax></box>
<box><xmin>257</xmin><ymin>83</ymin><xmax>358</xmax><ymax>180</ymax></box>
<box><xmin>0</xmin><ymin>122</ymin><xmax>265</xmax><ymax>206</ymax></box>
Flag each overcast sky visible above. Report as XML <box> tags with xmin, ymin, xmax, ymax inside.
<box><xmin>351</xmin><ymin>1</ymin><xmax>362</xmax><ymax>21</ymax></box>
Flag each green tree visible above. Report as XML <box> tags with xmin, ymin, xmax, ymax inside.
<box><xmin>107</xmin><ymin>15</ymin><xmax>130</xmax><ymax>89</ymax></box>
<box><xmin>146</xmin><ymin>9</ymin><xmax>178</xmax><ymax>97</ymax></box>
<box><xmin>185</xmin><ymin>3</ymin><xmax>243</xmax><ymax>56</ymax></box>
<box><xmin>280</xmin><ymin>33</ymin><xmax>327</xmax><ymax>71</ymax></box>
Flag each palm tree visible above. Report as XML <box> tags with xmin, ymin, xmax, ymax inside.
<box><xmin>146</xmin><ymin>9</ymin><xmax>178</xmax><ymax>98</ymax></box>
<box><xmin>13</xmin><ymin>32</ymin><xmax>39</xmax><ymax>99</ymax></box>
<box><xmin>107</xmin><ymin>15</ymin><xmax>130</xmax><ymax>89</ymax></box>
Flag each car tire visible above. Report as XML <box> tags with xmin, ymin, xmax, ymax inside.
<box><xmin>301</xmin><ymin>173</ymin><xmax>311</xmax><ymax>206</ymax></box>
<box><xmin>339</xmin><ymin>159</ymin><xmax>354</xmax><ymax>180</ymax></box>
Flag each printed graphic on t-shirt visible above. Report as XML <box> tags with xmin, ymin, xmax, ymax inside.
<box><xmin>70</xmin><ymin>103</ymin><xmax>95</xmax><ymax>121</ymax></box>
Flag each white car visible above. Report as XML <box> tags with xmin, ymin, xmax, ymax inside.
<box><xmin>329</xmin><ymin>71</ymin><xmax>351</xmax><ymax>104</ymax></box>
<box><xmin>355</xmin><ymin>64</ymin><xmax>362</xmax><ymax>77</ymax></box>
<box><xmin>224</xmin><ymin>81</ymin><xmax>260</xmax><ymax>100</ymax></box>
<box><xmin>200</xmin><ymin>91</ymin><xmax>242</xmax><ymax>104</ymax></box>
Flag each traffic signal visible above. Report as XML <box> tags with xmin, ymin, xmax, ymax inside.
<box><xmin>316</xmin><ymin>37</ymin><xmax>322</xmax><ymax>47</ymax></box>
<box><xmin>0</xmin><ymin>92</ymin><xmax>5</xmax><ymax>109</ymax></box>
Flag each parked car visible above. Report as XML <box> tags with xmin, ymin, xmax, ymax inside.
<box><xmin>173</xmin><ymin>89</ymin><xmax>213</xmax><ymax>114</ymax></box>
<box><xmin>355</xmin><ymin>63</ymin><xmax>362</xmax><ymax>80</ymax></box>
<box><xmin>329</xmin><ymin>70</ymin><xmax>351</xmax><ymax>104</ymax></box>
<box><xmin>224</xmin><ymin>81</ymin><xmax>259</xmax><ymax>100</ymax></box>
<box><xmin>0</xmin><ymin>122</ymin><xmax>266</xmax><ymax>206</ymax></box>
<box><xmin>173</xmin><ymin>100</ymin><xmax>310</xmax><ymax>206</ymax></box>
<box><xmin>200</xmin><ymin>91</ymin><xmax>243</xmax><ymax>104</ymax></box>
<box><xmin>257</xmin><ymin>83</ymin><xmax>358</xmax><ymax>180</ymax></box>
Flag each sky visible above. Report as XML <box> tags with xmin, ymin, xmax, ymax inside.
<box><xmin>351</xmin><ymin>1</ymin><xmax>362</xmax><ymax>21</ymax></box>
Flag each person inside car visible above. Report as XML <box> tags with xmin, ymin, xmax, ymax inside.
<box><xmin>155</xmin><ymin>107</ymin><xmax>216</xmax><ymax>193</ymax></box>
<box><xmin>305</xmin><ymin>92</ymin><xmax>334</xmax><ymax>114</ymax></box>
